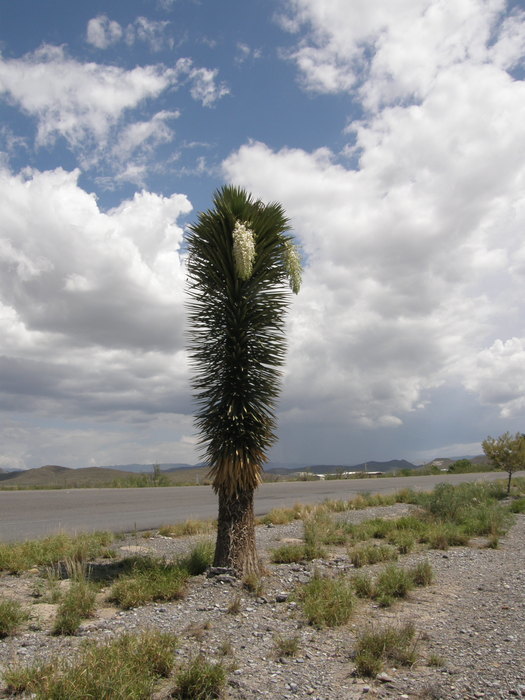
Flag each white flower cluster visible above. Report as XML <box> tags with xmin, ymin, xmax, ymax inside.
<box><xmin>232</xmin><ymin>220</ymin><xmax>256</xmax><ymax>281</ymax></box>
<box><xmin>284</xmin><ymin>241</ymin><xmax>302</xmax><ymax>294</ymax></box>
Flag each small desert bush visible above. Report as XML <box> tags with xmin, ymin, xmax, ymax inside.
<box><xmin>393</xmin><ymin>487</ymin><xmax>419</xmax><ymax>503</ymax></box>
<box><xmin>351</xmin><ymin>572</ymin><xmax>374</xmax><ymax>598</ymax></box>
<box><xmin>461</xmin><ymin>502</ymin><xmax>513</xmax><ymax>537</ymax></box>
<box><xmin>227</xmin><ymin>595</ymin><xmax>241</xmax><ymax>614</ymax></box>
<box><xmin>259</xmin><ymin>507</ymin><xmax>296</xmax><ymax>525</ymax></box>
<box><xmin>109</xmin><ymin>557</ymin><xmax>188</xmax><ymax>609</ymax></box>
<box><xmin>270</xmin><ymin>514</ymin><xmax>327</xmax><ymax>562</ymax></box>
<box><xmin>308</xmin><ymin>511</ymin><xmax>348</xmax><ymax>546</ymax></box>
<box><xmin>292</xmin><ymin>502</ymin><xmax>316</xmax><ymax>519</ymax></box>
<box><xmin>35</xmin><ymin>568</ymin><xmax>62</xmax><ymax>604</ymax></box>
<box><xmin>217</xmin><ymin>639</ymin><xmax>234</xmax><ymax>656</ymax></box>
<box><xmin>509</xmin><ymin>497</ymin><xmax>525</xmax><ymax>513</ymax></box>
<box><xmin>52</xmin><ymin>580</ymin><xmax>97</xmax><ymax>635</ymax></box>
<box><xmin>158</xmin><ymin>519</ymin><xmax>215</xmax><ymax>538</ymax></box>
<box><xmin>179</xmin><ymin>540</ymin><xmax>214</xmax><ymax>575</ymax></box>
<box><xmin>3</xmin><ymin>629</ymin><xmax>177</xmax><ymax>699</ymax></box>
<box><xmin>172</xmin><ymin>655</ymin><xmax>226</xmax><ymax>700</ymax></box>
<box><xmin>374</xmin><ymin>564</ymin><xmax>414</xmax><ymax>606</ymax></box>
<box><xmin>271</xmin><ymin>543</ymin><xmax>308</xmax><ymax>564</ymax></box>
<box><xmin>322</xmin><ymin>498</ymin><xmax>350</xmax><ymax>513</ymax></box>
<box><xmin>410</xmin><ymin>561</ymin><xmax>434</xmax><ymax>587</ymax></box>
<box><xmin>242</xmin><ymin>573</ymin><xmax>264</xmax><ymax>597</ymax></box>
<box><xmin>296</xmin><ymin>574</ymin><xmax>355</xmax><ymax>627</ymax></box>
<box><xmin>274</xmin><ymin>634</ymin><xmax>300</xmax><ymax>657</ymax></box>
<box><xmin>417</xmin><ymin>482</ymin><xmax>510</xmax><ymax>536</ymax></box>
<box><xmin>0</xmin><ymin>599</ymin><xmax>29</xmax><ymax>638</ymax></box>
<box><xmin>392</xmin><ymin>514</ymin><xmax>428</xmax><ymax>534</ymax></box>
<box><xmin>349</xmin><ymin>542</ymin><xmax>398</xmax><ymax>568</ymax></box>
<box><xmin>355</xmin><ymin>621</ymin><xmax>418</xmax><ymax>677</ymax></box>
<box><xmin>303</xmin><ymin>515</ymin><xmax>328</xmax><ymax>558</ymax></box>
<box><xmin>485</xmin><ymin>534</ymin><xmax>500</xmax><ymax>548</ymax></box>
<box><xmin>349</xmin><ymin>492</ymin><xmax>397</xmax><ymax>510</ymax></box>
<box><xmin>428</xmin><ymin>652</ymin><xmax>445</xmax><ymax>667</ymax></box>
<box><xmin>0</xmin><ymin>531</ymin><xmax>114</xmax><ymax>573</ymax></box>
<box><xmin>389</xmin><ymin>530</ymin><xmax>416</xmax><ymax>554</ymax></box>
<box><xmin>421</xmin><ymin>523</ymin><xmax>469</xmax><ymax>550</ymax></box>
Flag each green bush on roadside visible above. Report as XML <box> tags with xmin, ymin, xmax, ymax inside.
<box><xmin>172</xmin><ymin>655</ymin><xmax>226</xmax><ymax>700</ymax></box>
<box><xmin>4</xmin><ymin>630</ymin><xmax>177</xmax><ymax>699</ymax></box>
<box><xmin>52</xmin><ymin>580</ymin><xmax>97</xmax><ymax>635</ymax></box>
<box><xmin>0</xmin><ymin>599</ymin><xmax>29</xmax><ymax>638</ymax></box>
<box><xmin>109</xmin><ymin>557</ymin><xmax>188</xmax><ymax>609</ymax></box>
<box><xmin>0</xmin><ymin>531</ymin><xmax>114</xmax><ymax>574</ymax></box>
<box><xmin>296</xmin><ymin>573</ymin><xmax>355</xmax><ymax>627</ymax></box>
<box><xmin>355</xmin><ymin>622</ymin><xmax>418</xmax><ymax>677</ymax></box>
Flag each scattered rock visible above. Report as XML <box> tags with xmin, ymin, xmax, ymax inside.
<box><xmin>376</xmin><ymin>672</ymin><xmax>394</xmax><ymax>683</ymax></box>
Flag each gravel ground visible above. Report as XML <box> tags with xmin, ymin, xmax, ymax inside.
<box><xmin>0</xmin><ymin>504</ymin><xmax>523</xmax><ymax>699</ymax></box>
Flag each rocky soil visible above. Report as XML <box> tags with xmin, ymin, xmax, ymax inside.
<box><xmin>0</xmin><ymin>504</ymin><xmax>523</xmax><ymax>699</ymax></box>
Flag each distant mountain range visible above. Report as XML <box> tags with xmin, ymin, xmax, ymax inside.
<box><xmin>1</xmin><ymin>456</ymin><xmax>488</xmax><ymax>480</ymax></box>
<box><xmin>268</xmin><ymin>459</ymin><xmax>417</xmax><ymax>475</ymax></box>
<box><xmin>1</xmin><ymin>460</ymin><xmax>414</xmax><ymax>475</ymax></box>
<box><xmin>100</xmin><ymin>463</ymin><xmax>197</xmax><ymax>473</ymax></box>
<box><xmin>0</xmin><ymin>464</ymin><xmax>208</xmax><ymax>488</ymax></box>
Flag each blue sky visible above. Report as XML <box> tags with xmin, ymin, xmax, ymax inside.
<box><xmin>1</xmin><ymin>0</ymin><xmax>525</xmax><ymax>469</ymax></box>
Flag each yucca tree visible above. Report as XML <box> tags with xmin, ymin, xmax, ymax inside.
<box><xmin>186</xmin><ymin>186</ymin><xmax>301</xmax><ymax>576</ymax></box>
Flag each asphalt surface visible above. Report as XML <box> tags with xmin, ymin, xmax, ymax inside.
<box><xmin>0</xmin><ymin>470</ymin><xmax>523</xmax><ymax>542</ymax></box>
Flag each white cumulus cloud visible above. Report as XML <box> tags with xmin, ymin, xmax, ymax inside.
<box><xmin>87</xmin><ymin>15</ymin><xmax>173</xmax><ymax>52</ymax></box>
<box><xmin>0</xmin><ymin>45</ymin><xmax>176</xmax><ymax>149</ymax></box>
<box><xmin>0</xmin><ymin>165</ymin><xmax>193</xmax><ymax>439</ymax></box>
<box><xmin>224</xmin><ymin>0</ymin><xmax>525</xmax><ymax>429</ymax></box>
<box><xmin>86</xmin><ymin>15</ymin><xmax>123</xmax><ymax>49</ymax></box>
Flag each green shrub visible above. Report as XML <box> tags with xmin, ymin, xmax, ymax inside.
<box><xmin>179</xmin><ymin>540</ymin><xmax>214</xmax><ymax>575</ymax></box>
<box><xmin>227</xmin><ymin>595</ymin><xmax>241</xmax><ymax>614</ymax></box>
<box><xmin>52</xmin><ymin>580</ymin><xmax>97</xmax><ymax>635</ymax></box>
<box><xmin>509</xmin><ymin>497</ymin><xmax>525</xmax><ymax>513</ymax></box>
<box><xmin>392</xmin><ymin>515</ymin><xmax>428</xmax><ymax>534</ymax></box>
<box><xmin>393</xmin><ymin>488</ymin><xmax>419</xmax><ymax>503</ymax></box>
<box><xmin>173</xmin><ymin>655</ymin><xmax>226</xmax><ymax>700</ymax></box>
<box><xmin>389</xmin><ymin>531</ymin><xmax>416</xmax><ymax>554</ymax></box>
<box><xmin>322</xmin><ymin>498</ymin><xmax>350</xmax><ymax>513</ymax></box>
<box><xmin>355</xmin><ymin>622</ymin><xmax>418</xmax><ymax>677</ymax></box>
<box><xmin>259</xmin><ymin>508</ymin><xmax>296</xmax><ymax>525</ymax></box>
<box><xmin>374</xmin><ymin>564</ymin><xmax>414</xmax><ymax>606</ymax></box>
<box><xmin>421</xmin><ymin>523</ymin><xmax>469</xmax><ymax>550</ymax></box>
<box><xmin>354</xmin><ymin>649</ymin><xmax>383</xmax><ymax>678</ymax></box>
<box><xmin>428</xmin><ymin>652</ymin><xmax>445</xmax><ymax>667</ymax></box>
<box><xmin>351</xmin><ymin>572</ymin><xmax>374</xmax><ymax>599</ymax></box>
<box><xmin>296</xmin><ymin>574</ymin><xmax>355</xmax><ymax>627</ymax></box>
<box><xmin>409</xmin><ymin>561</ymin><xmax>434</xmax><ymax>587</ymax></box>
<box><xmin>271</xmin><ymin>543</ymin><xmax>308</xmax><ymax>563</ymax></box>
<box><xmin>0</xmin><ymin>599</ymin><xmax>29</xmax><ymax>638</ymax></box>
<box><xmin>303</xmin><ymin>515</ymin><xmax>328</xmax><ymax>558</ymax></box>
<box><xmin>0</xmin><ymin>531</ymin><xmax>114</xmax><ymax>573</ymax></box>
<box><xmin>242</xmin><ymin>573</ymin><xmax>264</xmax><ymax>597</ymax></box>
<box><xmin>274</xmin><ymin>634</ymin><xmax>300</xmax><ymax>657</ymax></box>
<box><xmin>349</xmin><ymin>542</ymin><xmax>398</xmax><ymax>568</ymax></box>
<box><xmin>158</xmin><ymin>519</ymin><xmax>215</xmax><ymax>537</ymax></box>
<box><xmin>109</xmin><ymin>557</ymin><xmax>188</xmax><ymax>609</ymax></box>
<box><xmin>461</xmin><ymin>503</ymin><xmax>513</xmax><ymax>537</ymax></box>
<box><xmin>418</xmin><ymin>482</ymin><xmax>508</xmax><ymax>527</ymax></box>
<box><xmin>365</xmin><ymin>518</ymin><xmax>393</xmax><ymax>539</ymax></box>
<box><xmin>3</xmin><ymin>630</ymin><xmax>177</xmax><ymax>699</ymax></box>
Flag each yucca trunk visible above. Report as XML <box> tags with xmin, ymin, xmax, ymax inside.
<box><xmin>214</xmin><ymin>486</ymin><xmax>261</xmax><ymax>575</ymax></box>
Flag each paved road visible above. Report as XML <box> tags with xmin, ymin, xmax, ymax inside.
<box><xmin>0</xmin><ymin>470</ymin><xmax>523</xmax><ymax>542</ymax></box>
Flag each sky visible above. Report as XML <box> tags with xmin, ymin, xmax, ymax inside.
<box><xmin>1</xmin><ymin>0</ymin><xmax>525</xmax><ymax>470</ymax></box>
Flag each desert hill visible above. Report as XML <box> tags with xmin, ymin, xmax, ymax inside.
<box><xmin>0</xmin><ymin>465</ymin><xmax>142</xmax><ymax>488</ymax></box>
